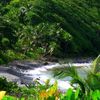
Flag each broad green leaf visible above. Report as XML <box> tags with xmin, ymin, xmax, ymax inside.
<box><xmin>92</xmin><ymin>55</ymin><xmax>100</xmax><ymax>73</ymax></box>
<box><xmin>75</xmin><ymin>87</ymin><xmax>80</xmax><ymax>99</ymax></box>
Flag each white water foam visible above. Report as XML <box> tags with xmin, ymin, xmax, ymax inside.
<box><xmin>22</xmin><ymin>62</ymin><xmax>91</xmax><ymax>91</ymax></box>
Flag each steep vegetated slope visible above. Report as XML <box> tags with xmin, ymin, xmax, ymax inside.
<box><xmin>0</xmin><ymin>0</ymin><xmax>100</xmax><ymax>63</ymax></box>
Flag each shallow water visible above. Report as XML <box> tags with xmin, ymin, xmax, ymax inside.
<box><xmin>0</xmin><ymin>60</ymin><xmax>92</xmax><ymax>91</ymax></box>
<box><xmin>16</xmin><ymin>62</ymin><xmax>92</xmax><ymax>91</ymax></box>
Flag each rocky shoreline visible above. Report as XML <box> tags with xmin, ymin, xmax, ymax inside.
<box><xmin>0</xmin><ymin>60</ymin><xmax>55</xmax><ymax>86</ymax></box>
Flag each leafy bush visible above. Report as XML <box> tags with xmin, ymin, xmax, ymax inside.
<box><xmin>0</xmin><ymin>58</ymin><xmax>4</xmax><ymax>64</ymax></box>
<box><xmin>60</xmin><ymin>88</ymin><xmax>100</xmax><ymax>100</ymax></box>
<box><xmin>0</xmin><ymin>50</ymin><xmax>26</xmax><ymax>63</ymax></box>
<box><xmin>0</xmin><ymin>81</ymin><xmax>100</xmax><ymax>100</ymax></box>
<box><xmin>1</xmin><ymin>38</ymin><xmax>10</xmax><ymax>48</ymax></box>
<box><xmin>0</xmin><ymin>77</ymin><xmax>19</xmax><ymax>93</ymax></box>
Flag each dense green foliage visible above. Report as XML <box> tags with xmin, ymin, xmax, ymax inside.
<box><xmin>0</xmin><ymin>0</ymin><xmax>100</xmax><ymax>63</ymax></box>
<box><xmin>1</xmin><ymin>89</ymin><xmax>100</xmax><ymax>100</ymax></box>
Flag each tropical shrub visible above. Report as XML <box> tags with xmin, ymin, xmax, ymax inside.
<box><xmin>0</xmin><ymin>58</ymin><xmax>4</xmax><ymax>64</ymax></box>
<box><xmin>0</xmin><ymin>77</ymin><xmax>19</xmax><ymax>93</ymax></box>
<box><xmin>1</xmin><ymin>38</ymin><xmax>10</xmax><ymax>49</ymax></box>
<box><xmin>0</xmin><ymin>81</ymin><xmax>100</xmax><ymax>100</ymax></box>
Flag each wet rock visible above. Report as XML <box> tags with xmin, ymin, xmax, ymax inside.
<box><xmin>16</xmin><ymin>63</ymin><xmax>32</xmax><ymax>70</ymax></box>
<box><xmin>20</xmin><ymin>75</ymin><xmax>35</xmax><ymax>87</ymax></box>
<box><xmin>7</xmin><ymin>66</ymin><xmax>24</xmax><ymax>77</ymax></box>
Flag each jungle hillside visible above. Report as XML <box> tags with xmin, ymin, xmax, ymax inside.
<box><xmin>0</xmin><ymin>0</ymin><xmax>100</xmax><ymax>64</ymax></box>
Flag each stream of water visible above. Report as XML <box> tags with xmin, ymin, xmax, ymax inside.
<box><xmin>6</xmin><ymin>60</ymin><xmax>92</xmax><ymax>91</ymax></box>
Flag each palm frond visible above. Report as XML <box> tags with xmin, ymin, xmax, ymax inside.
<box><xmin>53</xmin><ymin>65</ymin><xmax>79</xmax><ymax>79</ymax></box>
<box><xmin>53</xmin><ymin>56</ymin><xmax>100</xmax><ymax>94</ymax></box>
<box><xmin>92</xmin><ymin>55</ymin><xmax>100</xmax><ymax>74</ymax></box>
